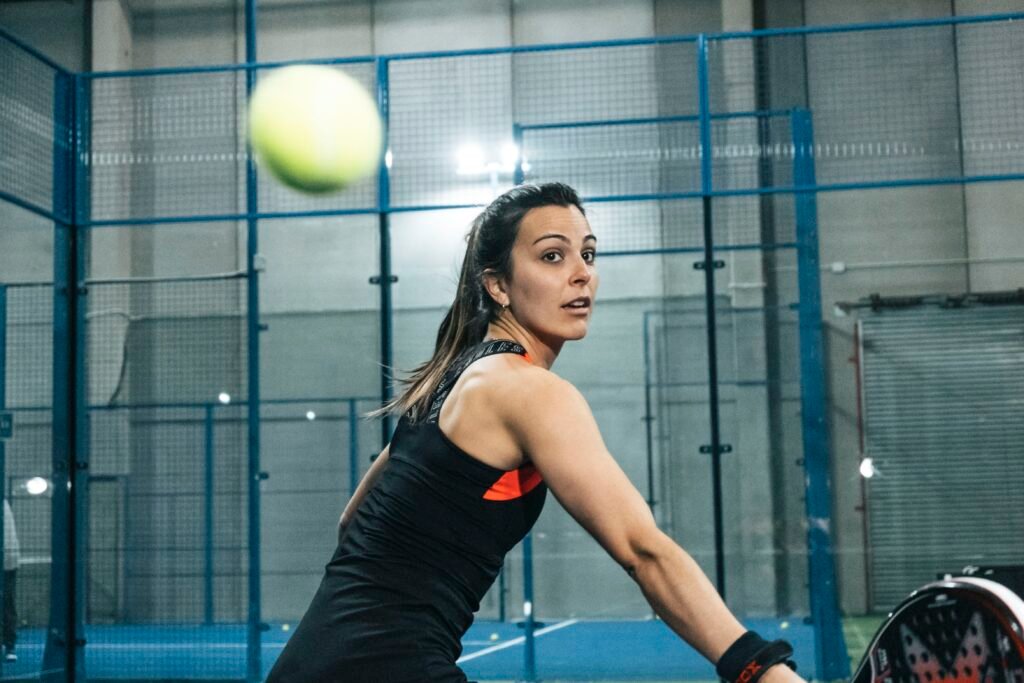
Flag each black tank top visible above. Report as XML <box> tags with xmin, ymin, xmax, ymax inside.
<box><xmin>266</xmin><ymin>340</ymin><xmax>548</xmax><ymax>683</ymax></box>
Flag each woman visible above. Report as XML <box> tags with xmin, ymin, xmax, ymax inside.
<box><xmin>267</xmin><ymin>183</ymin><xmax>805</xmax><ymax>683</ymax></box>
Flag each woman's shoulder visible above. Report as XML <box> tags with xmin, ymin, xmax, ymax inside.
<box><xmin>463</xmin><ymin>354</ymin><xmax>583</xmax><ymax>413</ymax></box>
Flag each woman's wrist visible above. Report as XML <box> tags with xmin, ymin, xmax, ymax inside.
<box><xmin>714</xmin><ymin>631</ymin><xmax>796</xmax><ymax>683</ymax></box>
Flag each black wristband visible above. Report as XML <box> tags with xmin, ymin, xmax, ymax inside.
<box><xmin>715</xmin><ymin>631</ymin><xmax>796</xmax><ymax>683</ymax></box>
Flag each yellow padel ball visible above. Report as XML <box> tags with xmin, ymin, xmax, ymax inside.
<box><xmin>248</xmin><ymin>65</ymin><xmax>383</xmax><ymax>193</ymax></box>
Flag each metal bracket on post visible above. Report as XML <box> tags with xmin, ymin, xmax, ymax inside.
<box><xmin>699</xmin><ymin>444</ymin><xmax>733</xmax><ymax>455</ymax></box>
<box><xmin>693</xmin><ymin>259</ymin><xmax>725</xmax><ymax>270</ymax></box>
<box><xmin>369</xmin><ymin>275</ymin><xmax>398</xmax><ymax>285</ymax></box>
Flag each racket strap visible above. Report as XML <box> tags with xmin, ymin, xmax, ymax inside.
<box><xmin>715</xmin><ymin>631</ymin><xmax>797</xmax><ymax>683</ymax></box>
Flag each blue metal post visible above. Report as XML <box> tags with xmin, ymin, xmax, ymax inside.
<box><xmin>792</xmin><ymin>108</ymin><xmax>850</xmax><ymax>681</ymax></box>
<box><xmin>522</xmin><ymin>533</ymin><xmax>536</xmax><ymax>682</ymax></box>
<box><xmin>697</xmin><ymin>34</ymin><xmax>728</xmax><ymax>598</ymax></box>
<box><xmin>347</xmin><ymin>399</ymin><xmax>358</xmax><ymax>496</ymax></box>
<box><xmin>45</xmin><ymin>69</ymin><xmax>88</xmax><ymax>682</ymax></box>
<box><xmin>204</xmin><ymin>405</ymin><xmax>215</xmax><ymax>625</ymax></box>
<box><xmin>244</xmin><ymin>0</ymin><xmax>265</xmax><ymax>679</ymax></box>
<box><xmin>642</xmin><ymin>310</ymin><xmax>656</xmax><ymax>510</ymax></box>
<box><xmin>71</xmin><ymin>72</ymin><xmax>91</xmax><ymax>683</ymax></box>
<box><xmin>0</xmin><ymin>286</ymin><xmax>7</xmax><ymax>676</ymax></box>
<box><xmin>376</xmin><ymin>58</ymin><xmax>395</xmax><ymax>448</ymax></box>
<box><xmin>497</xmin><ymin>565</ymin><xmax>506</xmax><ymax>623</ymax></box>
<box><xmin>512</xmin><ymin>124</ymin><xmax>537</xmax><ymax>674</ymax></box>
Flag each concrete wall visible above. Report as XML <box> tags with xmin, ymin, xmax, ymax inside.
<box><xmin>1</xmin><ymin>0</ymin><xmax>1022</xmax><ymax>632</ymax></box>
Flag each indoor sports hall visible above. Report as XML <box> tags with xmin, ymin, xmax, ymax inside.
<box><xmin>0</xmin><ymin>1</ymin><xmax>1022</xmax><ymax>681</ymax></box>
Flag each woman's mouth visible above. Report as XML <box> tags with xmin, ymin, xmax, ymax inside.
<box><xmin>562</xmin><ymin>296</ymin><xmax>591</xmax><ymax>314</ymax></box>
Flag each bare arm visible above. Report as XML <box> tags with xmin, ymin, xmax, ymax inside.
<box><xmin>504</xmin><ymin>372</ymin><xmax>804</xmax><ymax>682</ymax></box>
<box><xmin>337</xmin><ymin>444</ymin><xmax>390</xmax><ymax>544</ymax></box>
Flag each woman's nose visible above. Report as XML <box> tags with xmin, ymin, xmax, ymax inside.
<box><xmin>570</xmin><ymin>256</ymin><xmax>591</xmax><ymax>284</ymax></box>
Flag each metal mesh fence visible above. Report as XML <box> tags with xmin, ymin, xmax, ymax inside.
<box><xmin>260</xmin><ymin>397</ymin><xmax>377</xmax><ymax>623</ymax></box>
<box><xmin>83</xmin><ymin>277</ymin><xmax>247</xmax><ymax>675</ymax></box>
<box><xmin>89</xmin><ymin>63</ymin><xmax>380</xmax><ymax>224</ymax></box>
<box><xmin>0</xmin><ymin>36</ymin><xmax>57</xmax><ymax>216</ymax></box>
<box><xmin>649</xmin><ymin>248</ymin><xmax>806</xmax><ymax>616</ymax></box>
<box><xmin>2</xmin><ymin>284</ymin><xmax>60</xmax><ymax>677</ymax></box>
<box><xmin>709</xmin><ymin>20</ymin><xmax>1024</xmax><ymax>189</ymax></box>
<box><xmin>90</xmin><ymin>72</ymin><xmax>248</xmax><ymax>222</ymax></box>
<box><xmin>515</xmin><ymin>42</ymin><xmax>698</xmax><ymax>126</ymax></box>
<box><xmin>389</xmin><ymin>54</ymin><xmax>516</xmax><ymax>208</ymax></box>
<box><xmin>0</xmin><ymin>10</ymin><xmax>1022</xmax><ymax>682</ymax></box>
<box><xmin>254</xmin><ymin>62</ymin><xmax>379</xmax><ymax>215</ymax></box>
<box><xmin>955</xmin><ymin>19</ymin><xmax>1024</xmax><ymax>177</ymax></box>
<box><xmin>86</xmin><ymin>278</ymin><xmax>247</xmax><ymax>406</ymax></box>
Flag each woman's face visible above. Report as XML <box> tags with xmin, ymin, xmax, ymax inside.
<box><xmin>497</xmin><ymin>204</ymin><xmax>599</xmax><ymax>344</ymax></box>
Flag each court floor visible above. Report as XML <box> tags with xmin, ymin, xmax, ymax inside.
<box><xmin>0</xmin><ymin>616</ymin><xmax>885</xmax><ymax>681</ymax></box>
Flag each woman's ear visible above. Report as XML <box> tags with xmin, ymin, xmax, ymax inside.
<box><xmin>481</xmin><ymin>269</ymin><xmax>508</xmax><ymax>308</ymax></box>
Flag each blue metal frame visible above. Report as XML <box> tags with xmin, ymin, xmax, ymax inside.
<box><xmin>710</xmin><ymin>11</ymin><xmax>1024</xmax><ymax>41</ymax></box>
<box><xmin>70</xmin><ymin>71</ymin><xmax>92</xmax><ymax>683</ymax></box>
<box><xmin>696</xmin><ymin>34</ymin><xmax>729</xmax><ymax>598</ymax></box>
<box><xmin>44</xmin><ymin>69</ymin><xmax>88</xmax><ymax>682</ymax></box>
<box><xmin>376</xmin><ymin>57</ymin><xmax>395</xmax><ymax>447</ymax></box>
<box><xmin>82</xmin><ymin>54</ymin><xmax>376</xmax><ymax>80</ymax></box>
<box><xmin>0</xmin><ymin>189</ymin><xmax>66</xmax><ymax>226</ymax></box>
<box><xmin>0</xmin><ymin>26</ymin><xmax>72</xmax><ymax>74</ymax></box>
<box><xmin>74</xmin><ymin>171</ymin><xmax>1024</xmax><ymax>228</ymax></box>
<box><xmin>347</xmin><ymin>399</ymin><xmax>360</xmax><ymax>497</ymax></box>
<box><xmin>78</xmin><ymin>10</ymin><xmax>1024</xmax><ymax>82</ymax></box>
<box><xmin>792</xmin><ymin>108</ymin><xmax>850</xmax><ymax>681</ymax></box>
<box><xmin>46</xmin><ymin>102</ymin><xmax>73</xmax><ymax>681</ymax></box>
<box><xmin>641</xmin><ymin>310</ymin><xmax>656</xmax><ymax>511</ymax></box>
<box><xmin>519</xmin><ymin>109</ymin><xmax>792</xmax><ymax>131</ymax></box>
<box><xmin>7</xmin><ymin>9</ymin><xmax>1024</xmax><ymax>682</ymax></box>
<box><xmin>512</xmin><ymin>133</ymin><xmax>539</xmax><ymax>679</ymax></box>
<box><xmin>204</xmin><ymin>405</ymin><xmax>215</xmax><ymax>625</ymax></box>
<box><xmin>243</xmin><ymin>1</ymin><xmax>264</xmax><ymax>680</ymax></box>
<box><xmin>0</xmin><ymin>286</ymin><xmax>7</xmax><ymax>678</ymax></box>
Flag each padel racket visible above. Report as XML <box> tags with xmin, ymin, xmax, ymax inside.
<box><xmin>854</xmin><ymin>577</ymin><xmax>1024</xmax><ymax>683</ymax></box>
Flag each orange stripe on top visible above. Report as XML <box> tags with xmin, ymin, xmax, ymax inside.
<box><xmin>483</xmin><ymin>464</ymin><xmax>543</xmax><ymax>501</ymax></box>
<box><xmin>482</xmin><ymin>349</ymin><xmax>537</xmax><ymax>501</ymax></box>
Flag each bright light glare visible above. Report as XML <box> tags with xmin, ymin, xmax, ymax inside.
<box><xmin>306</xmin><ymin>411</ymin><xmax>316</xmax><ymax>421</ymax></box>
<box><xmin>859</xmin><ymin>457</ymin><xmax>875</xmax><ymax>479</ymax></box>
<box><xmin>456</xmin><ymin>144</ymin><xmax>486</xmax><ymax>175</ymax></box>
<box><xmin>218</xmin><ymin>392</ymin><xmax>231</xmax><ymax>405</ymax></box>
<box><xmin>384</xmin><ymin>149</ymin><xmax>393</xmax><ymax>169</ymax></box>
<box><xmin>455</xmin><ymin>142</ymin><xmax>522</xmax><ymax>176</ymax></box>
<box><xmin>500</xmin><ymin>143</ymin><xmax>519</xmax><ymax>169</ymax></box>
<box><xmin>25</xmin><ymin>477</ymin><xmax>49</xmax><ymax>495</ymax></box>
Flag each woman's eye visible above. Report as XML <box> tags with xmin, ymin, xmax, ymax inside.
<box><xmin>583</xmin><ymin>251</ymin><xmax>597</xmax><ymax>263</ymax></box>
<box><xmin>542</xmin><ymin>252</ymin><xmax>563</xmax><ymax>262</ymax></box>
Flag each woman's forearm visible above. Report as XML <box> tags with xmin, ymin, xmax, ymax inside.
<box><xmin>630</xmin><ymin>531</ymin><xmax>746</xmax><ymax>661</ymax></box>
<box><xmin>630</xmin><ymin>532</ymin><xmax>806</xmax><ymax>682</ymax></box>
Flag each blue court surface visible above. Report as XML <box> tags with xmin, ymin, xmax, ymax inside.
<box><xmin>0</xmin><ymin>618</ymin><xmax>814</xmax><ymax>680</ymax></box>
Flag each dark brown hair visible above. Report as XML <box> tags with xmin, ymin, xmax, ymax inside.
<box><xmin>378</xmin><ymin>182</ymin><xmax>584</xmax><ymax>418</ymax></box>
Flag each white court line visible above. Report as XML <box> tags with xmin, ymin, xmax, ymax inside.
<box><xmin>848</xmin><ymin>620</ymin><xmax>869</xmax><ymax>653</ymax></box>
<box><xmin>456</xmin><ymin>619</ymin><xmax>578</xmax><ymax>664</ymax></box>
<box><xmin>2</xmin><ymin>668</ymin><xmax>66</xmax><ymax>681</ymax></box>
